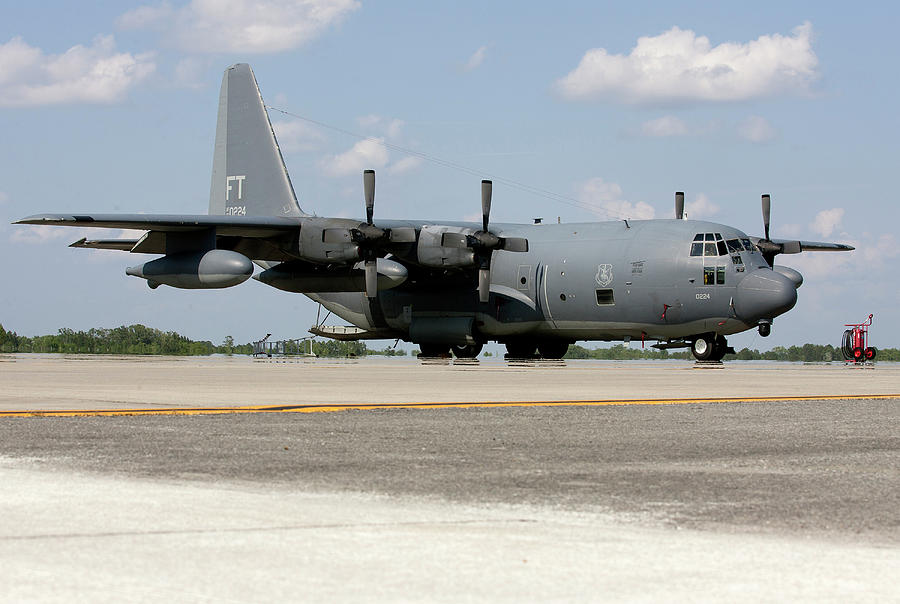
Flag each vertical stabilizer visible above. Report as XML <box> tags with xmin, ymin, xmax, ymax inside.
<box><xmin>209</xmin><ymin>64</ymin><xmax>307</xmax><ymax>217</ymax></box>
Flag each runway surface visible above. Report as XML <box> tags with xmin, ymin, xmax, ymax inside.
<box><xmin>1</xmin><ymin>355</ymin><xmax>898</xmax><ymax>601</ymax></box>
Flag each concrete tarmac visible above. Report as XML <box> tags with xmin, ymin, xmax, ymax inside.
<box><xmin>1</xmin><ymin>354</ymin><xmax>898</xmax><ymax>410</ymax></box>
<box><xmin>1</xmin><ymin>355</ymin><xmax>898</xmax><ymax>601</ymax></box>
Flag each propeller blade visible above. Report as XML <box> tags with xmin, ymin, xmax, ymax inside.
<box><xmin>500</xmin><ymin>237</ymin><xmax>529</xmax><ymax>252</ymax></box>
<box><xmin>365</xmin><ymin>259</ymin><xmax>378</xmax><ymax>298</ymax></box>
<box><xmin>675</xmin><ymin>191</ymin><xmax>684</xmax><ymax>220</ymax></box>
<box><xmin>762</xmin><ymin>194</ymin><xmax>771</xmax><ymax>240</ymax></box>
<box><xmin>364</xmin><ymin>170</ymin><xmax>375</xmax><ymax>225</ymax></box>
<box><xmin>389</xmin><ymin>227</ymin><xmax>417</xmax><ymax>243</ymax></box>
<box><xmin>441</xmin><ymin>232</ymin><xmax>469</xmax><ymax>248</ymax></box>
<box><xmin>481</xmin><ymin>180</ymin><xmax>492</xmax><ymax>233</ymax></box>
<box><xmin>322</xmin><ymin>228</ymin><xmax>352</xmax><ymax>244</ymax></box>
<box><xmin>478</xmin><ymin>268</ymin><xmax>490</xmax><ymax>303</ymax></box>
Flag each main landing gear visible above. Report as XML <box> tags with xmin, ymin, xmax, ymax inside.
<box><xmin>504</xmin><ymin>340</ymin><xmax>570</xmax><ymax>360</ymax></box>
<box><xmin>691</xmin><ymin>333</ymin><xmax>733</xmax><ymax>362</ymax></box>
<box><xmin>418</xmin><ymin>342</ymin><xmax>484</xmax><ymax>359</ymax></box>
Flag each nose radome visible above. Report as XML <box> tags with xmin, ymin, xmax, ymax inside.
<box><xmin>734</xmin><ymin>269</ymin><xmax>798</xmax><ymax>323</ymax></box>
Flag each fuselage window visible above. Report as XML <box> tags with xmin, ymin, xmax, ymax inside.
<box><xmin>596</xmin><ymin>289</ymin><xmax>615</xmax><ymax>305</ymax></box>
<box><xmin>716</xmin><ymin>266</ymin><xmax>726</xmax><ymax>285</ymax></box>
<box><xmin>690</xmin><ymin>242</ymin><xmax>704</xmax><ymax>256</ymax></box>
<box><xmin>703</xmin><ymin>266</ymin><xmax>715</xmax><ymax>285</ymax></box>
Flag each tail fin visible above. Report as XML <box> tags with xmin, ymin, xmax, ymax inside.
<box><xmin>208</xmin><ymin>64</ymin><xmax>307</xmax><ymax>217</ymax></box>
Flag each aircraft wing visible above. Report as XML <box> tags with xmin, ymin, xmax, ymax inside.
<box><xmin>16</xmin><ymin>213</ymin><xmax>303</xmax><ymax>261</ymax></box>
<box><xmin>750</xmin><ymin>237</ymin><xmax>854</xmax><ymax>255</ymax></box>
<box><xmin>15</xmin><ymin>213</ymin><xmax>300</xmax><ymax>237</ymax></box>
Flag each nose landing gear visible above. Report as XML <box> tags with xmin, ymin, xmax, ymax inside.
<box><xmin>691</xmin><ymin>333</ymin><xmax>734</xmax><ymax>361</ymax></box>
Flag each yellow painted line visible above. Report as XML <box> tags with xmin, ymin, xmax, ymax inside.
<box><xmin>0</xmin><ymin>394</ymin><xmax>897</xmax><ymax>418</ymax></box>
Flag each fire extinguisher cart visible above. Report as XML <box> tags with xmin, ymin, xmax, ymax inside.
<box><xmin>841</xmin><ymin>314</ymin><xmax>876</xmax><ymax>363</ymax></box>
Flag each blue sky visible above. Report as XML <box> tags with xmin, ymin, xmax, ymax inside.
<box><xmin>1</xmin><ymin>1</ymin><xmax>897</xmax><ymax>351</ymax></box>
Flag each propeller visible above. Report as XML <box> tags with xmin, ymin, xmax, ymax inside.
<box><xmin>441</xmin><ymin>180</ymin><xmax>529</xmax><ymax>303</ymax></box>
<box><xmin>675</xmin><ymin>191</ymin><xmax>684</xmax><ymax>220</ymax></box>
<box><xmin>322</xmin><ymin>170</ymin><xmax>417</xmax><ymax>298</ymax></box>
<box><xmin>361</xmin><ymin>170</ymin><xmax>379</xmax><ymax>298</ymax></box>
<box><xmin>754</xmin><ymin>193</ymin><xmax>801</xmax><ymax>266</ymax></box>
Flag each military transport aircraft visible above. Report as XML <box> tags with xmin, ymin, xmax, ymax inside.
<box><xmin>16</xmin><ymin>64</ymin><xmax>854</xmax><ymax>361</ymax></box>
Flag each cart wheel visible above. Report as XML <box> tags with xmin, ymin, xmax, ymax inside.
<box><xmin>865</xmin><ymin>347</ymin><xmax>877</xmax><ymax>360</ymax></box>
<box><xmin>852</xmin><ymin>346</ymin><xmax>864</xmax><ymax>361</ymax></box>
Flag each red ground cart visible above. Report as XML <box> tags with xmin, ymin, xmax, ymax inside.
<box><xmin>841</xmin><ymin>314</ymin><xmax>876</xmax><ymax>362</ymax></box>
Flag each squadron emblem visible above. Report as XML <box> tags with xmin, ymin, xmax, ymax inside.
<box><xmin>595</xmin><ymin>264</ymin><xmax>613</xmax><ymax>287</ymax></box>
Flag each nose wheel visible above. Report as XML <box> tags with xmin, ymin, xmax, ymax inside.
<box><xmin>691</xmin><ymin>334</ymin><xmax>732</xmax><ymax>361</ymax></box>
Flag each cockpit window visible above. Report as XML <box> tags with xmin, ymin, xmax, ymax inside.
<box><xmin>740</xmin><ymin>238</ymin><xmax>753</xmax><ymax>251</ymax></box>
<box><xmin>726</xmin><ymin>239</ymin><xmax>742</xmax><ymax>253</ymax></box>
<box><xmin>704</xmin><ymin>233</ymin><xmax>714</xmax><ymax>241</ymax></box>
<box><xmin>693</xmin><ymin>234</ymin><xmax>703</xmax><ymax>242</ymax></box>
<box><xmin>716</xmin><ymin>240</ymin><xmax>727</xmax><ymax>255</ymax></box>
<box><xmin>714</xmin><ymin>233</ymin><xmax>723</xmax><ymax>241</ymax></box>
<box><xmin>704</xmin><ymin>242</ymin><xmax>718</xmax><ymax>256</ymax></box>
<box><xmin>690</xmin><ymin>242</ymin><xmax>703</xmax><ymax>256</ymax></box>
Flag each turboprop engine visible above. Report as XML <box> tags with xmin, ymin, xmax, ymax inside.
<box><xmin>126</xmin><ymin>249</ymin><xmax>253</xmax><ymax>289</ymax></box>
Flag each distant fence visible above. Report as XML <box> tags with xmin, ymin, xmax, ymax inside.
<box><xmin>252</xmin><ymin>336</ymin><xmax>315</xmax><ymax>358</ymax></box>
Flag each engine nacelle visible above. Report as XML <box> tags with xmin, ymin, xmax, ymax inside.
<box><xmin>416</xmin><ymin>225</ymin><xmax>475</xmax><ymax>268</ymax></box>
<box><xmin>255</xmin><ymin>257</ymin><xmax>408</xmax><ymax>293</ymax></box>
<box><xmin>126</xmin><ymin>249</ymin><xmax>253</xmax><ymax>289</ymax></box>
<box><xmin>297</xmin><ymin>217</ymin><xmax>362</xmax><ymax>264</ymax></box>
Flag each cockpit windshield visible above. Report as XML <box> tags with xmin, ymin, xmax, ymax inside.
<box><xmin>691</xmin><ymin>233</ymin><xmax>758</xmax><ymax>257</ymax></box>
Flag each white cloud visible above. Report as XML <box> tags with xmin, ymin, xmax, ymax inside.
<box><xmin>737</xmin><ymin>115</ymin><xmax>777</xmax><ymax>142</ymax></box>
<box><xmin>0</xmin><ymin>35</ymin><xmax>155</xmax><ymax>107</ymax></box>
<box><xmin>641</xmin><ymin>115</ymin><xmax>689</xmax><ymax>137</ymax></box>
<box><xmin>809</xmin><ymin>208</ymin><xmax>844</xmax><ymax>238</ymax></box>
<box><xmin>117</xmin><ymin>0</ymin><xmax>359</xmax><ymax>54</ymax></box>
<box><xmin>272</xmin><ymin>120</ymin><xmax>324</xmax><ymax>153</ymax></box>
<box><xmin>464</xmin><ymin>46</ymin><xmax>487</xmax><ymax>72</ymax></box>
<box><xmin>556</xmin><ymin>22</ymin><xmax>817</xmax><ymax>104</ymax></box>
<box><xmin>684</xmin><ymin>193</ymin><xmax>720</xmax><ymax>219</ymax></box>
<box><xmin>577</xmin><ymin>177</ymin><xmax>656</xmax><ymax>220</ymax></box>
<box><xmin>357</xmin><ymin>115</ymin><xmax>404</xmax><ymax>139</ymax></box>
<box><xmin>388</xmin><ymin>156</ymin><xmax>423</xmax><ymax>175</ymax></box>
<box><xmin>320</xmin><ymin>138</ymin><xmax>389</xmax><ymax>177</ymax></box>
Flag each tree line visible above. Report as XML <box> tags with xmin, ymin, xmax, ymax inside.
<box><xmin>0</xmin><ymin>323</ymin><xmax>895</xmax><ymax>361</ymax></box>
<box><xmin>0</xmin><ymin>324</ymin><xmax>405</xmax><ymax>358</ymax></box>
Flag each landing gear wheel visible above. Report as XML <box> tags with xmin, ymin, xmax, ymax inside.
<box><xmin>418</xmin><ymin>343</ymin><xmax>450</xmax><ymax>358</ymax></box>
<box><xmin>691</xmin><ymin>334</ymin><xmax>715</xmax><ymax>361</ymax></box>
<box><xmin>451</xmin><ymin>343</ymin><xmax>483</xmax><ymax>359</ymax></box>
<box><xmin>537</xmin><ymin>341</ymin><xmax>569</xmax><ymax>359</ymax></box>
<box><xmin>758</xmin><ymin>323</ymin><xmax>771</xmax><ymax>337</ymax></box>
<box><xmin>865</xmin><ymin>347</ymin><xmax>877</xmax><ymax>361</ymax></box>
<box><xmin>505</xmin><ymin>341</ymin><xmax>537</xmax><ymax>359</ymax></box>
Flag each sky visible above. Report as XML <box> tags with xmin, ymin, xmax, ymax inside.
<box><xmin>1</xmin><ymin>1</ymin><xmax>897</xmax><ymax>352</ymax></box>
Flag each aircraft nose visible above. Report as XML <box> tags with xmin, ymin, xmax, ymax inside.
<box><xmin>734</xmin><ymin>269</ymin><xmax>798</xmax><ymax>323</ymax></box>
